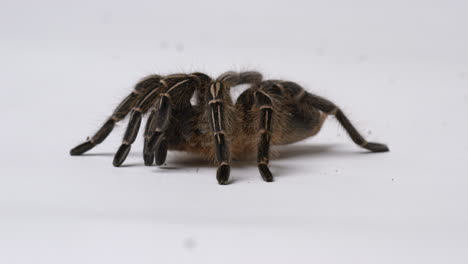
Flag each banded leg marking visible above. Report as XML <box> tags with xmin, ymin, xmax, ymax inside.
<box><xmin>304</xmin><ymin>93</ymin><xmax>389</xmax><ymax>152</ymax></box>
<box><xmin>255</xmin><ymin>91</ymin><xmax>274</xmax><ymax>182</ymax></box>
<box><xmin>145</xmin><ymin>77</ymin><xmax>198</xmax><ymax>166</ymax></box>
<box><xmin>146</xmin><ymin>94</ymin><xmax>172</xmax><ymax>166</ymax></box>
<box><xmin>112</xmin><ymin>86</ymin><xmax>165</xmax><ymax>167</ymax></box>
<box><xmin>70</xmin><ymin>79</ymin><xmax>159</xmax><ymax>156</ymax></box>
<box><xmin>208</xmin><ymin>81</ymin><xmax>231</xmax><ymax>185</ymax></box>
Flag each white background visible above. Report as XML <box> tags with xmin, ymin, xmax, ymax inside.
<box><xmin>1</xmin><ymin>0</ymin><xmax>467</xmax><ymax>263</ymax></box>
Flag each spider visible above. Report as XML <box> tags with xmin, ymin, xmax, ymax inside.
<box><xmin>70</xmin><ymin>71</ymin><xmax>389</xmax><ymax>184</ymax></box>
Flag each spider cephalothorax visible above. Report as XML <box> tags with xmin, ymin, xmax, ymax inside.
<box><xmin>70</xmin><ymin>71</ymin><xmax>389</xmax><ymax>184</ymax></box>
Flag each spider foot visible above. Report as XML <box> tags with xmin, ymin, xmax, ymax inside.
<box><xmin>155</xmin><ymin>140</ymin><xmax>168</xmax><ymax>166</ymax></box>
<box><xmin>143</xmin><ymin>153</ymin><xmax>155</xmax><ymax>166</ymax></box>
<box><xmin>113</xmin><ymin>144</ymin><xmax>131</xmax><ymax>167</ymax></box>
<box><xmin>216</xmin><ymin>164</ymin><xmax>230</xmax><ymax>185</ymax></box>
<box><xmin>147</xmin><ymin>132</ymin><xmax>163</xmax><ymax>154</ymax></box>
<box><xmin>258</xmin><ymin>164</ymin><xmax>273</xmax><ymax>182</ymax></box>
<box><xmin>363</xmin><ymin>142</ymin><xmax>389</xmax><ymax>153</ymax></box>
<box><xmin>70</xmin><ymin>141</ymin><xmax>95</xmax><ymax>156</ymax></box>
<box><xmin>143</xmin><ymin>142</ymin><xmax>155</xmax><ymax>166</ymax></box>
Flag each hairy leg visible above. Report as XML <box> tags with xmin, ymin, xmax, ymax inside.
<box><xmin>70</xmin><ymin>75</ymin><xmax>161</xmax><ymax>155</ymax></box>
<box><xmin>206</xmin><ymin>78</ymin><xmax>236</xmax><ymax>185</ymax></box>
<box><xmin>145</xmin><ymin>74</ymin><xmax>208</xmax><ymax>165</ymax></box>
<box><xmin>299</xmin><ymin>89</ymin><xmax>389</xmax><ymax>152</ymax></box>
<box><xmin>254</xmin><ymin>88</ymin><xmax>275</xmax><ymax>182</ymax></box>
<box><xmin>112</xmin><ymin>80</ymin><xmax>168</xmax><ymax>166</ymax></box>
<box><xmin>114</xmin><ymin>74</ymin><xmax>204</xmax><ymax>167</ymax></box>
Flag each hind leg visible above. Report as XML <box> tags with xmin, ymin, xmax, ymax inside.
<box><xmin>254</xmin><ymin>89</ymin><xmax>275</xmax><ymax>182</ymax></box>
<box><xmin>235</xmin><ymin>81</ymin><xmax>283</xmax><ymax>182</ymax></box>
<box><xmin>300</xmin><ymin>91</ymin><xmax>389</xmax><ymax>152</ymax></box>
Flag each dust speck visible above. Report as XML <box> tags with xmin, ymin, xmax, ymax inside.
<box><xmin>357</xmin><ymin>54</ymin><xmax>368</xmax><ymax>62</ymax></box>
<box><xmin>176</xmin><ymin>43</ymin><xmax>185</xmax><ymax>52</ymax></box>
<box><xmin>183</xmin><ymin>237</ymin><xmax>197</xmax><ymax>250</ymax></box>
<box><xmin>160</xmin><ymin>41</ymin><xmax>168</xmax><ymax>49</ymax></box>
<box><xmin>316</xmin><ymin>47</ymin><xmax>325</xmax><ymax>56</ymax></box>
<box><xmin>458</xmin><ymin>72</ymin><xmax>466</xmax><ymax>80</ymax></box>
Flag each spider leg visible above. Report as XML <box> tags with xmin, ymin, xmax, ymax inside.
<box><xmin>302</xmin><ymin>92</ymin><xmax>389</xmax><ymax>152</ymax></box>
<box><xmin>112</xmin><ymin>81</ymin><xmax>166</xmax><ymax>166</ymax></box>
<box><xmin>254</xmin><ymin>89</ymin><xmax>274</xmax><ymax>182</ymax></box>
<box><xmin>145</xmin><ymin>75</ymin><xmax>204</xmax><ymax>165</ymax></box>
<box><xmin>217</xmin><ymin>71</ymin><xmax>263</xmax><ymax>86</ymax></box>
<box><xmin>70</xmin><ymin>75</ymin><xmax>161</xmax><ymax>155</ymax></box>
<box><xmin>142</xmin><ymin>109</ymin><xmax>157</xmax><ymax>165</ymax></box>
<box><xmin>145</xmin><ymin>93</ymin><xmax>172</xmax><ymax>165</ymax></box>
<box><xmin>206</xmin><ymin>80</ymin><xmax>234</xmax><ymax>185</ymax></box>
<box><xmin>238</xmin><ymin>71</ymin><xmax>263</xmax><ymax>84</ymax></box>
<box><xmin>203</xmin><ymin>72</ymin><xmax>263</xmax><ymax>184</ymax></box>
<box><xmin>118</xmin><ymin>73</ymin><xmax>208</xmax><ymax>167</ymax></box>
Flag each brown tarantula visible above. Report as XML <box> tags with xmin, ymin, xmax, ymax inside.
<box><xmin>70</xmin><ymin>71</ymin><xmax>389</xmax><ymax>184</ymax></box>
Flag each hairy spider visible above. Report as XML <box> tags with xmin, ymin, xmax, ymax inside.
<box><xmin>70</xmin><ymin>71</ymin><xmax>389</xmax><ymax>184</ymax></box>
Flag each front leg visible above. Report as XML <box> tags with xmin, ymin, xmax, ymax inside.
<box><xmin>207</xmin><ymin>81</ymin><xmax>233</xmax><ymax>185</ymax></box>
<box><xmin>145</xmin><ymin>73</ymin><xmax>211</xmax><ymax>166</ymax></box>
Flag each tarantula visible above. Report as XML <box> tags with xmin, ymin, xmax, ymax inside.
<box><xmin>70</xmin><ymin>71</ymin><xmax>389</xmax><ymax>184</ymax></box>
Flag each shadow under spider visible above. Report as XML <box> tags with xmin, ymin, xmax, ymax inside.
<box><xmin>80</xmin><ymin>152</ymin><xmax>140</xmax><ymax>157</ymax></box>
<box><xmin>161</xmin><ymin>143</ymin><xmax>361</xmax><ymax>168</ymax></box>
<box><xmin>273</xmin><ymin>143</ymin><xmax>366</xmax><ymax>160</ymax></box>
<box><xmin>77</xmin><ymin>143</ymin><xmax>371</xmax><ymax>169</ymax></box>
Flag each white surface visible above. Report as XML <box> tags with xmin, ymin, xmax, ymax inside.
<box><xmin>1</xmin><ymin>0</ymin><xmax>468</xmax><ymax>263</ymax></box>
